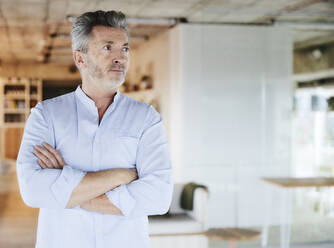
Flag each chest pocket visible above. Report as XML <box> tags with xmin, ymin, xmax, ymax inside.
<box><xmin>102</xmin><ymin>129</ymin><xmax>140</xmax><ymax>169</ymax></box>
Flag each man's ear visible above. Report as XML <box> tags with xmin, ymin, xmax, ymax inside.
<box><xmin>73</xmin><ymin>51</ymin><xmax>86</xmax><ymax>69</ymax></box>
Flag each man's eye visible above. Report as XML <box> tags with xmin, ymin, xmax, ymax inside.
<box><xmin>103</xmin><ymin>45</ymin><xmax>111</xmax><ymax>51</ymax></box>
<box><xmin>123</xmin><ymin>47</ymin><xmax>130</xmax><ymax>52</ymax></box>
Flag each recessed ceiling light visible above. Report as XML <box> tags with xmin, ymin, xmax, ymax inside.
<box><xmin>66</xmin><ymin>15</ymin><xmax>76</xmax><ymax>22</ymax></box>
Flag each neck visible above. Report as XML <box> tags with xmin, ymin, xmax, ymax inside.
<box><xmin>81</xmin><ymin>81</ymin><xmax>118</xmax><ymax>122</ymax></box>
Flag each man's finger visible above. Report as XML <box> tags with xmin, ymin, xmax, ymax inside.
<box><xmin>42</xmin><ymin>142</ymin><xmax>66</xmax><ymax>167</ymax></box>
<box><xmin>35</xmin><ymin>145</ymin><xmax>60</xmax><ymax>168</ymax></box>
<box><xmin>35</xmin><ymin>146</ymin><xmax>59</xmax><ymax>168</ymax></box>
<box><xmin>33</xmin><ymin>149</ymin><xmax>53</xmax><ymax>168</ymax></box>
<box><xmin>37</xmin><ymin>159</ymin><xmax>47</xmax><ymax>169</ymax></box>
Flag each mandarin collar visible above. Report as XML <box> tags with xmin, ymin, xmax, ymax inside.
<box><xmin>75</xmin><ymin>85</ymin><xmax>121</xmax><ymax>114</ymax></box>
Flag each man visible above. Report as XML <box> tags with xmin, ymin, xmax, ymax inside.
<box><xmin>16</xmin><ymin>10</ymin><xmax>173</xmax><ymax>248</ymax></box>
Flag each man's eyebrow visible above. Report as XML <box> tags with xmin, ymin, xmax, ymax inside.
<box><xmin>104</xmin><ymin>41</ymin><xmax>129</xmax><ymax>46</ymax></box>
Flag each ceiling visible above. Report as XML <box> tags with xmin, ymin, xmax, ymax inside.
<box><xmin>0</xmin><ymin>0</ymin><xmax>333</xmax><ymax>65</ymax></box>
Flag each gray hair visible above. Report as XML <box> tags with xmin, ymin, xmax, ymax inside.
<box><xmin>71</xmin><ymin>10</ymin><xmax>128</xmax><ymax>53</ymax></box>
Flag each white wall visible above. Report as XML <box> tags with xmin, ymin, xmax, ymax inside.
<box><xmin>171</xmin><ymin>24</ymin><xmax>293</xmax><ymax>227</ymax></box>
<box><xmin>131</xmin><ymin>24</ymin><xmax>294</xmax><ymax>227</ymax></box>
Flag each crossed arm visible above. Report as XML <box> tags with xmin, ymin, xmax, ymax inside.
<box><xmin>33</xmin><ymin>142</ymin><xmax>137</xmax><ymax>215</ymax></box>
<box><xmin>17</xmin><ymin>103</ymin><xmax>173</xmax><ymax>218</ymax></box>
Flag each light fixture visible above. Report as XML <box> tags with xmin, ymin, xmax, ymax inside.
<box><xmin>66</xmin><ymin>15</ymin><xmax>76</xmax><ymax>22</ymax></box>
<box><xmin>312</xmin><ymin>49</ymin><xmax>322</xmax><ymax>60</ymax></box>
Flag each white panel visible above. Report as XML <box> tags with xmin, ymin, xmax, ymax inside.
<box><xmin>177</xmin><ymin>24</ymin><xmax>293</xmax><ymax>227</ymax></box>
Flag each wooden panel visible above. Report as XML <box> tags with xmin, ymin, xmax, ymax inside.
<box><xmin>4</xmin><ymin>127</ymin><xmax>24</xmax><ymax>160</ymax></box>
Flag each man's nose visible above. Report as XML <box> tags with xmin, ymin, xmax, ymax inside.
<box><xmin>112</xmin><ymin>54</ymin><xmax>126</xmax><ymax>65</ymax></box>
<box><xmin>113</xmin><ymin>59</ymin><xmax>123</xmax><ymax>64</ymax></box>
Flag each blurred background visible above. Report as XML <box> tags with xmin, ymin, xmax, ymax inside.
<box><xmin>0</xmin><ymin>0</ymin><xmax>334</xmax><ymax>247</ymax></box>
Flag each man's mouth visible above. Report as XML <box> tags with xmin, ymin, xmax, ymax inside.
<box><xmin>109</xmin><ymin>67</ymin><xmax>124</xmax><ymax>73</ymax></box>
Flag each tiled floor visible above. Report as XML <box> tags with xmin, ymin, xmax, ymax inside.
<box><xmin>1</xmin><ymin>164</ymin><xmax>334</xmax><ymax>248</ymax></box>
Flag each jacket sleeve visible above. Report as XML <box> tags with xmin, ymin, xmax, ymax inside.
<box><xmin>16</xmin><ymin>102</ymin><xmax>86</xmax><ymax>209</ymax></box>
<box><xmin>106</xmin><ymin>105</ymin><xmax>173</xmax><ymax>218</ymax></box>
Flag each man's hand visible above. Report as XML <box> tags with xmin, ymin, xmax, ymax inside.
<box><xmin>33</xmin><ymin>142</ymin><xmax>66</xmax><ymax>169</ymax></box>
<box><xmin>80</xmin><ymin>194</ymin><xmax>124</xmax><ymax>215</ymax></box>
<box><xmin>33</xmin><ymin>142</ymin><xmax>139</xmax><ymax>210</ymax></box>
<box><xmin>66</xmin><ymin>167</ymin><xmax>138</xmax><ymax>208</ymax></box>
<box><xmin>33</xmin><ymin>142</ymin><xmax>138</xmax><ymax>184</ymax></box>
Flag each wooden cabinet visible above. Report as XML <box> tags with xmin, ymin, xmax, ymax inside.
<box><xmin>3</xmin><ymin>127</ymin><xmax>24</xmax><ymax>160</ymax></box>
<box><xmin>0</xmin><ymin>77</ymin><xmax>42</xmax><ymax>160</ymax></box>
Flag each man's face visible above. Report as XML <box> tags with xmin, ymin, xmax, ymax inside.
<box><xmin>84</xmin><ymin>26</ymin><xmax>130</xmax><ymax>90</ymax></box>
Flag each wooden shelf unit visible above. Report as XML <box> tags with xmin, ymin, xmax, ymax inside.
<box><xmin>0</xmin><ymin>77</ymin><xmax>42</xmax><ymax>160</ymax></box>
<box><xmin>123</xmin><ymin>89</ymin><xmax>155</xmax><ymax>103</ymax></box>
<box><xmin>123</xmin><ymin>89</ymin><xmax>160</xmax><ymax>112</ymax></box>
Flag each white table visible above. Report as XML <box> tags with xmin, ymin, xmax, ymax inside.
<box><xmin>261</xmin><ymin>177</ymin><xmax>334</xmax><ymax>248</ymax></box>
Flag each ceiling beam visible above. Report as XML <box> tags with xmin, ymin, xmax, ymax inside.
<box><xmin>295</xmin><ymin>34</ymin><xmax>334</xmax><ymax>49</ymax></box>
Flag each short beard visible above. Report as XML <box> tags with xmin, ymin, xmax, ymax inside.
<box><xmin>86</xmin><ymin>57</ymin><xmax>126</xmax><ymax>90</ymax></box>
<box><xmin>101</xmin><ymin>76</ymin><xmax>125</xmax><ymax>90</ymax></box>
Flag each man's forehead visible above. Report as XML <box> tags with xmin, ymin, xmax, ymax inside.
<box><xmin>91</xmin><ymin>26</ymin><xmax>128</xmax><ymax>42</ymax></box>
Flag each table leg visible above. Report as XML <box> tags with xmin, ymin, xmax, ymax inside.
<box><xmin>280</xmin><ymin>188</ymin><xmax>292</xmax><ymax>248</ymax></box>
<box><xmin>262</xmin><ymin>185</ymin><xmax>273</xmax><ymax>247</ymax></box>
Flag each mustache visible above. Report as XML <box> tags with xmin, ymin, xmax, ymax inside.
<box><xmin>109</xmin><ymin>65</ymin><xmax>125</xmax><ymax>71</ymax></box>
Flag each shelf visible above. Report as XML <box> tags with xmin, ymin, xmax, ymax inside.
<box><xmin>4</xmin><ymin>94</ymin><xmax>26</xmax><ymax>99</ymax></box>
<box><xmin>4</xmin><ymin>109</ymin><xmax>26</xmax><ymax>114</ymax></box>
<box><xmin>0</xmin><ymin>77</ymin><xmax>42</xmax><ymax>160</ymax></box>
<box><xmin>3</xmin><ymin>83</ymin><xmax>27</xmax><ymax>86</ymax></box>
<box><xmin>2</xmin><ymin>123</ymin><xmax>25</xmax><ymax>128</ymax></box>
